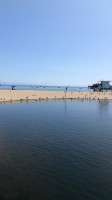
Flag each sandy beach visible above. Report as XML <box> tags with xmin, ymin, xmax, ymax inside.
<box><xmin>0</xmin><ymin>90</ymin><xmax>112</xmax><ymax>103</ymax></box>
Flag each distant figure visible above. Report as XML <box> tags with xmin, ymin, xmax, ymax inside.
<box><xmin>11</xmin><ymin>86</ymin><xmax>16</xmax><ymax>90</ymax></box>
<box><xmin>66</xmin><ymin>87</ymin><xmax>68</xmax><ymax>92</ymax></box>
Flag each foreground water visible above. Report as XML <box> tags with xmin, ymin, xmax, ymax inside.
<box><xmin>0</xmin><ymin>100</ymin><xmax>112</xmax><ymax>200</ymax></box>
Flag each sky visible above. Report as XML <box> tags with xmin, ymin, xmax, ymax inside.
<box><xmin>0</xmin><ymin>0</ymin><xmax>112</xmax><ymax>86</ymax></box>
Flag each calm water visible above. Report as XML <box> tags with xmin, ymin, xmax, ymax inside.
<box><xmin>0</xmin><ymin>85</ymin><xmax>91</xmax><ymax>92</ymax></box>
<box><xmin>0</xmin><ymin>100</ymin><xmax>112</xmax><ymax>200</ymax></box>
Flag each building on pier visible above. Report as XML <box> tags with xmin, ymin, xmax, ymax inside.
<box><xmin>88</xmin><ymin>81</ymin><xmax>112</xmax><ymax>92</ymax></box>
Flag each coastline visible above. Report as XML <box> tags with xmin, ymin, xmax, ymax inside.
<box><xmin>0</xmin><ymin>90</ymin><xmax>112</xmax><ymax>103</ymax></box>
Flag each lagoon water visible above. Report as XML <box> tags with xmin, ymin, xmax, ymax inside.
<box><xmin>0</xmin><ymin>100</ymin><xmax>112</xmax><ymax>200</ymax></box>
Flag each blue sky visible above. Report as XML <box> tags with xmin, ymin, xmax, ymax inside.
<box><xmin>0</xmin><ymin>0</ymin><xmax>112</xmax><ymax>86</ymax></box>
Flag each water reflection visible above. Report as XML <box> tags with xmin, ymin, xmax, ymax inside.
<box><xmin>0</xmin><ymin>101</ymin><xmax>112</xmax><ymax>199</ymax></box>
<box><xmin>98</xmin><ymin>100</ymin><xmax>110</xmax><ymax>112</ymax></box>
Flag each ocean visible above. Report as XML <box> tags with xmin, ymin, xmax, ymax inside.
<box><xmin>0</xmin><ymin>100</ymin><xmax>112</xmax><ymax>199</ymax></box>
<box><xmin>0</xmin><ymin>85</ymin><xmax>91</xmax><ymax>92</ymax></box>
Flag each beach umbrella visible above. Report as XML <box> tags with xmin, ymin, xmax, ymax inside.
<box><xmin>11</xmin><ymin>85</ymin><xmax>16</xmax><ymax>90</ymax></box>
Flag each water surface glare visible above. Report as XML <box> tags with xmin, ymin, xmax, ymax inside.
<box><xmin>0</xmin><ymin>100</ymin><xmax>112</xmax><ymax>200</ymax></box>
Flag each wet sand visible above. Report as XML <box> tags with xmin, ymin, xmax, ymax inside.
<box><xmin>0</xmin><ymin>90</ymin><xmax>112</xmax><ymax>103</ymax></box>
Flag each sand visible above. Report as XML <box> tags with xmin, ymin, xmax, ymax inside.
<box><xmin>0</xmin><ymin>90</ymin><xmax>112</xmax><ymax>103</ymax></box>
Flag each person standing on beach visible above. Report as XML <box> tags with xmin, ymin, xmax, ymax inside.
<box><xmin>65</xmin><ymin>87</ymin><xmax>68</xmax><ymax>99</ymax></box>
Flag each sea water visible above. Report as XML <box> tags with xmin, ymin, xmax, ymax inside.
<box><xmin>0</xmin><ymin>85</ymin><xmax>91</xmax><ymax>92</ymax></box>
<box><xmin>0</xmin><ymin>100</ymin><xmax>112</xmax><ymax>200</ymax></box>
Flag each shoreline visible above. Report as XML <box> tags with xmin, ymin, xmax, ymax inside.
<box><xmin>0</xmin><ymin>90</ymin><xmax>112</xmax><ymax>103</ymax></box>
